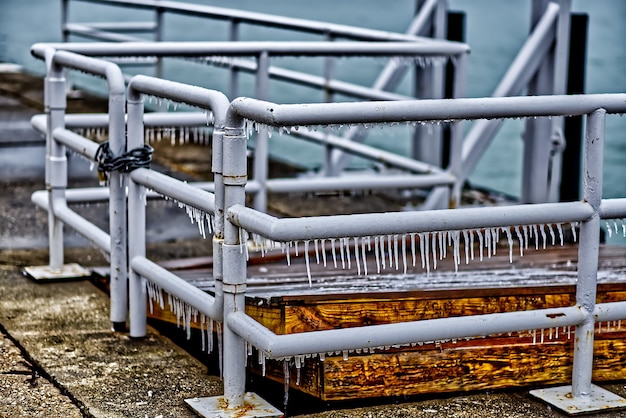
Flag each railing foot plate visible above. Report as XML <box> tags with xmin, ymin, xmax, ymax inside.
<box><xmin>23</xmin><ymin>263</ymin><xmax>91</xmax><ymax>282</ymax></box>
<box><xmin>185</xmin><ymin>392</ymin><xmax>283</xmax><ymax>417</ymax></box>
<box><xmin>530</xmin><ymin>384</ymin><xmax>626</xmax><ymax>415</ymax></box>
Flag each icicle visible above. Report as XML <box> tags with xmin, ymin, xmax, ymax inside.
<box><xmin>304</xmin><ymin>241</ymin><xmax>312</xmax><ymax>286</ymax></box>
<box><xmin>485</xmin><ymin>228</ymin><xmax>491</xmax><ymax>258</ymax></box>
<box><xmin>463</xmin><ymin>229</ymin><xmax>470</xmax><ymax>265</ymax></box>
<box><xmin>523</xmin><ymin>225</ymin><xmax>529</xmax><ymax>250</ymax></box>
<box><xmin>491</xmin><ymin>227</ymin><xmax>498</xmax><ymax>255</ymax></box>
<box><xmin>314</xmin><ymin>239</ymin><xmax>320</xmax><ymax>264</ymax></box>
<box><xmin>320</xmin><ymin>239</ymin><xmax>327</xmax><ymax>267</ymax></box>
<box><xmin>419</xmin><ymin>233</ymin><xmax>425</xmax><ymax>269</ymax></box>
<box><xmin>345</xmin><ymin>238</ymin><xmax>352</xmax><ymax>270</ymax></box>
<box><xmin>424</xmin><ymin>232</ymin><xmax>430</xmax><ymax>274</ymax></box>
<box><xmin>401</xmin><ymin>235</ymin><xmax>407</xmax><ymax>274</ymax></box>
<box><xmin>438</xmin><ymin>231</ymin><xmax>444</xmax><ymax>261</ymax></box>
<box><xmin>431</xmin><ymin>232</ymin><xmax>437</xmax><ymax>271</ymax></box>
<box><xmin>283</xmin><ymin>359</ymin><xmax>290</xmax><ymax>412</ymax></box>
<box><xmin>532</xmin><ymin>224</ymin><xmax>539</xmax><ymax>250</ymax></box>
<box><xmin>285</xmin><ymin>242</ymin><xmax>291</xmax><ymax>266</ymax></box>
<box><xmin>503</xmin><ymin>227</ymin><xmax>513</xmax><ymax>263</ymax></box>
<box><xmin>452</xmin><ymin>231</ymin><xmax>460</xmax><ymax>273</ymax></box>
<box><xmin>570</xmin><ymin>222</ymin><xmax>577</xmax><ymax>242</ymax></box>
<box><xmin>374</xmin><ymin>236</ymin><xmax>381</xmax><ymax>274</ymax></box>
<box><xmin>387</xmin><ymin>235</ymin><xmax>393</xmax><ymax>269</ymax></box>
<box><xmin>606</xmin><ymin>220</ymin><xmax>613</xmax><ymax>238</ymax></box>
<box><xmin>469</xmin><ymin>229</ymin><xmax>475</xmax><ymax>262</ymax></box>
<box><xmin>364</xmin><ymin>238</ymin><xmax>370</xmax><ymax>276</ymax></box>
<box><xmin>380</xmin><ymin>235</ymin><xmax>387</xmax><ymax>270</ymax></box>
<box><xmin>477</xmin><ymin>229</ymin><xmax>484</xmax><ymax>261</ymax></box>
<box><xmin>394</xmin><ymin>235</ymin><xmax>400</xmax><ymax>271</ymax></box>
<box><xmin>354</xmin><ymin>237</ymin><xmax>361</xmax><ymax>276</ymax></box>
<box><xmin>295</xmin><ymin>356</ymin><xmax>302</xmax><ymax>386</ymax></box>
<box><xmin>259</xmin><ymin>350</ymin><xmax>266</xmax><ymax>377</ymax></box>
<box><xmin>330</xmin><ymin>238</ymin><xmax>337</xmax><ymax>268</ymax></box>
<box><xmin>410</xmin><ymin>233</ymin><xmax>417</xmax><ymax>267</ymax></box>
<box><xmin>343</xmin><ymin>350</ymin><xmax>349</xmax><ymax>361</ymax></box>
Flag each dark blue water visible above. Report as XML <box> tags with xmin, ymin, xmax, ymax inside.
<box><xmin>1</xmin><ymin>0</ymin><xmax>624</xmax><ymax>203</ymax></box>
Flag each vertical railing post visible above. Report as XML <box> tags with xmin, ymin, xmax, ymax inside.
<box><xmin>127</xmin><ymin>87</ymin><xmax>147</xmax><ymax>338</ymax></box>
<box><xmin>412</xmin><ymin>0</ymin><xmax>446</xmax><ymax>168</ymax></box>
<box><xmin>221</xmin><ymin>118</ymin><xmax>248</xmax><ymax>409</ymax></box>
<box><xmin>45</xmin><ymin>51</ymin><xmax>67</xmax><ymax>271</ymax></box>
<box><xmin>228</xmin><ymin>19</ymin><xmax>240</xmax><ymax>99</ymax></box>
<box><xmin>252</xmin><ymin>51</ymin><xmax>270</xmax><ymax>212</ymax></box>
<box><xmin>107</xmin><ymin>66</ymin><xmax>129</xmax><ymax>332</ymax></box>
<box><xmin>322</xmin><ymin>32</ymin><xmax>336</xmax><ymax>177</ymax></box>
<box><xmin>154</xmin><ymin>2</ymin><xmax>164</xmax><ymax>80</ymax></box>
<box><xmin>572</xmin><ymin>108</ymin><xmax>604</xmax><ymax>396</ymax></box>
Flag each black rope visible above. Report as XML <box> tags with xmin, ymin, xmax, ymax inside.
<box><xmin>95</xmin><ymin>142</ymin><xmax>153</xmax><ymax>183</ymax></box>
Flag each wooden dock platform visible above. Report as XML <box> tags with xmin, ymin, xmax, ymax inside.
<box><xmin>96</xmin><ymin>242</ymin><xmax>626</xmax><ymax>401</ymax></box>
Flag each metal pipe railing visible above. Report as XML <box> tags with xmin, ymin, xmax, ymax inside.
<box><xmin>228</xmin><ymin>201</ymin><xmax>593</xmax><ymax>242</ymax></box>
<box><xmin>62</xmin><ymin>0</ymin><xmax>460</xmax><ymax>44</ymax></box>
<box><xmin>39</xmin><ymin>48</ymin><xmax>129</xmax><ymax>330</ymax></box>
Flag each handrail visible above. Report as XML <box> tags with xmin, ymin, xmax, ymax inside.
<box><xmin>228</xmin><ymin>201</ymin><xmax>593</xmax><ymax>242</ymax></box>
<box><xmin>63</xmin><ymin>0</ymin><xmax>461</xmax><ymax>44</ymax></box>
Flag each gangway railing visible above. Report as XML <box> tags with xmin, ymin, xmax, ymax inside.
<box><xmin>61</xmin><ymin>0</ymin><xmax>453</xmax><ymax>92</ymax></box>
<box><xmin>207</xmin><ymin>93</ymin><xmax>626</xmax><ymax>414</ymax></box>
<box><xmin>31</xmin><ymin>41</ymin><xmax>469</xmax><ymax>213</ymax></box>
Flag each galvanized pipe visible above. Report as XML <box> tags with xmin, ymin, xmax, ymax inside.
<box><xmin>228</xmin><ymin>201</ymin><xmax>594</xmax><ymax>241</ymax></box>
<box><xmin>40</xmin><ymin>49</ymin><xmax>129</xmax><ymax>328</ymax></box>
<box><xmin>252</xmin><ymin>51</ymin><xmax>269</xmax><ymax>212</ymax></box>
<box><xmin>127</xmin><ymin>75</ymin><xmax>230</xmax><ymax>126</ymax></box>
<box><xmin>127</xmin><ymin>88</ymin><xmax>147</xmax><ymax>338</ymax></box>
<box><xmin>221</xmin><ymin>120</ymin><xmax>248</xmax><ymax>409</ymax></box>
<box><xmin>32</xmin><ymin>112</ymin><xmax>213</xmax><ymax>132</ymax></box>
<box><xmin>58</xmin><ymin>0</ymin><xmax>463</xmax><ymax>44</ymax></box>
<box><xmin>265</xmin><ymin>173</ymin><xmax>455</xmax><ymax>193</ymax></box>
<box><xmin>32</xmin><ymin>191</ymin><xmax>111</xmax><ymax>251</ymax></box>
<box><xmin>52</xmin><ymin>128</ymin><xmax>100</xmax><ymax>160</ymax></box>
<box><xmin>129</xmin><ymin>168</ymin><xmax>216</xmax><ymax>215</ymax></box>
<box><xmin>31</xmin><ymin>41</ymin><xmax>469</xmax><ymax>59</ymax></box>
<box><xmin>227</xmin><ymin>305</ymin><xmax>585</xmax><ymax>359</ymax></box>
<box><xmin>131</xmin><ymin>256</ymin><xmax>222</xmax><ymax>321</ymax></box>
<box><xmin>44</xmin><ymin>50</ymin><xmax>68</xmax><ymax>271</ymax></box>
<box><xmin>572</xmin><ymin>109</ymin><xmax>605</xmax><ymax>398</ymax></box>
<box><xmin>599</xmin><ymin>199</ymin><xmax>626</xmax><ymax>220</ymax></box>
<box><xmin>229</xmin><ymin>94</ymin><xmax>626</xmax><ymax>127</ymax></box>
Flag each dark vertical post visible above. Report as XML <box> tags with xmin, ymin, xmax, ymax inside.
<box><xmin>560</xmin><ymin>13</ymin><xmax>588</xmax><ymax>201</ymax></box>
<box><xmin>442</xmin><ymin>11</ymin><xmax>465</xmax><ymax>169</ymax></box>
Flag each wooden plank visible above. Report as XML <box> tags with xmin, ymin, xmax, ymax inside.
<box><xmin>251</xmin><ymin>332</ymin><xmax>626</xmax><ymax>401</ymax></box>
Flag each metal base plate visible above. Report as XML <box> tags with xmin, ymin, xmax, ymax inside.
<box><xmin>530</xmin><ymin>384</ymin><xmax>626</xmax><ymax>415</ymax></box>
<box><xmin>23</xmin><ymin>263</ymin><xmax>91</xmax><ymax>282</ymax></box>
<box><xmin>185</xmin><ymin>392</ymin><xmax>283</xmax><ymax>417</ymax></box>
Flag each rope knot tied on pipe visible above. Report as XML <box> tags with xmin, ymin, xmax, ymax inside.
<box><xmin>95</xmin><ymin>141</ymin><xmax>153</xmax><ymax>185</ymax></box>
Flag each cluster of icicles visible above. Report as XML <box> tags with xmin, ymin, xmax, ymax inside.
<box><xmin>249</xmin><ymin>321</ymin><xmax>624</xmax><ymax>386</ymax></box>
<box><xmin>195</xmin><ymin>54</ymin><xmax>450</xmax><ymax>69</ymax></box>
<box><xmin>144</xmin><ymin>126</ymin><xmax>213</xmax><ymax>146</ymax></box>
<box><xmin>243</xmin><ymin>118</ymin><xmax>459</xmax><ymax>140</ymax></box>
<box><xmin>73</xmin><ymin>126</ymin><xmax>213</xmax><ymax>146</ymax></box>
<box><xmin>244</xmin><ymin>222</ymin><xmax>580</xmax><ymax>286</ymax></box>
<box><xmin>158</xmin><ymin>193</ymin><xmax>215</xmax><ymax>240</ymax></box>
<box><xmin>146</xmin><ymin>280</ymin><xmax>224</xmax><ymax>374</ymax></box>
